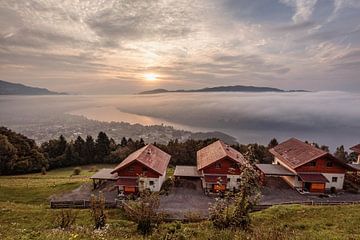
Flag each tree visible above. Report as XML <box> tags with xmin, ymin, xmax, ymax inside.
<box><xmin>73</xmin><ymin>136</ymin><xmax>85</xmax><ymax>164</ymax></box>
<box><xmin>209</xmin><ymin>163</ymin><xmax>260</xmax><ymax>230</ymax></box>
<box><xmin>120</xmin><ymin>137</ymin><xmax>128</xmax><ymax>147</ymax></box>
<box><xmin>267</xmin><ymin>138</ymin><xmax>278</xmax><ymax>149</ymax></box>
<box><xmin>84</xmin><ymin>135</ymin><xmax>96</xmax><ymax>164</ymax></box>
<box><xmin>334</xmin><ymin>145</ymin><xmax>348</xmax><ymax>162</ymax></box>
<box><xmin>95</xmin><ymin>132</ymin><xmax>111</xmax><ymax>162</ymax></box>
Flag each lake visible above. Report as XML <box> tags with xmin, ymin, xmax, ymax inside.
<box><xmin>0</xmin><ymin>91</ymin><xmax>359</xmax><ymax>150</ymax></box>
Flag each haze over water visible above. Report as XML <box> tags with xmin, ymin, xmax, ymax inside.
<box><xmin>1</xmin><ymin>91</ymin><xmax>359</xmax><ymax>150</ymax></box>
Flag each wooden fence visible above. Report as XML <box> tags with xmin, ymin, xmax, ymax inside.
<box><xmin>254</xmin><ymin>200</ymin><xmax>360</xmax><ymax>211</ymax></box>
<box><xmin>50</xmin><ymin>200</ymin><xmax>117</xmax><ymax>209</ymax></box>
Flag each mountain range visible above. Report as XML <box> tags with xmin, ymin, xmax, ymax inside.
<box><xmin>0</xmin><ymin>80</ymin><xmax>66</xmax><ymax>95</ymax></box>
<box><xmin>139</xmin><ymin>85</ymin><xmax>309</xmax><ymax>94</ymax></box>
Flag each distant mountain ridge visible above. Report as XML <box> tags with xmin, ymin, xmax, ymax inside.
<box><xmin>138</xmin><ymin>85</ymin><xmax>309</xmax><ymax>94</ymax></box>
<box><xmin>0</xmin><ymin>80</ymin><xmax>66</xmax><ymax>95</ymax></box>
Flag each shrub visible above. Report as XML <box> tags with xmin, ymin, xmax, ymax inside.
<box><xmin>54</xmin><ymin>209</ymin><xmax>78</xmax><ymax>229</ymax></box>
<box><xmin>209</xmin><ymin>163</ymin><xmax>260</xmax><ymax>230</ymax></box>
<box><xmin>183</xmin><ymin>211</ymin><xmax>203</xmax><ymax>222</ymax></box>
<box><xmin>90</xmin><ymin>192</ymin><xmax>107</xmax><ymax>229</ymax></box>
<box><xmin>89</xmin><ymin>166</ymin><xmax>98</xmax><ymax>172</ymax></box>
<box><xmin>123</xmin><ymin>189</ymin><xmax>164</xmax><ymax>236</ymax></box>
<box><xmin>41</xmin><ymin>166</ymin><xmax>47</xmax><ymax>175</ymax></box>
<box><xmin>72</xmin><ymin>167</ymin><xmax>81</xmax><ymax>176</ymax></box>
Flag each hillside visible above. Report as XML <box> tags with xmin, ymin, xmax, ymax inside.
<box><xmin>0</xmin><ymin>166</ymin><xmax>359</xmax><ymax>240</ymax></box>
<box><xmin>0</xmin><ymin>79</ymin><xmax>66</xmax><ymax>95</ymax></box>
<box><xmin>139</xmin><ymin>85</ymin><xmax>309</xmax><ymax>94</ymax></box>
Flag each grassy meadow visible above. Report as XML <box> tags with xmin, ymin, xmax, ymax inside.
<box><xmin>0</xmin><ymin>165</ymin><xmax>360</xmax><ymax>239</ymax></box>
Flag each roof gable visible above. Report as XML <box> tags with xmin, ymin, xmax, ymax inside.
<box><xmin>350</xmin><ymin>144</ymin><xmax>360</xmax><ymax>153</ymax></box>
<box><xmin>111</xmin><ymin>144</ymin><xmax>171</xmax><ymax>175</ymax></box>
<box><xmin>269</xmin><ymin>138</ymin><xmax>328</xmax><ymax>169</ymax></box>
<box><xmin>197</xmin><ymin>140</ymin><xmax>247</xmax><ymax>170</ymax></box>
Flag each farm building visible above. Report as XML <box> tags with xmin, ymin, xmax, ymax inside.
<box><xmin>350</xmin><ymin>144</ymin><xmax>360</xmax><ymax>164</ymax></box>
<box><xmin>109</xmin><ymin>144</ymin><xmax>171</xmax><ymax>194</ymax></box>
<box><xmin>196</xmin><ymin>140</ymin><xmax>248</xmax><ymax>192</ymax></box>
<box><xmin>258</xmin><ymin>138</ymin><xmax>354</xmax><ymax>193</ymax></box>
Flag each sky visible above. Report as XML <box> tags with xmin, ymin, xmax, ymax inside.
<box><xmin>0</xmin><ymin>0</ymin><xmax>360</xmax><ymax>94</ymax></box>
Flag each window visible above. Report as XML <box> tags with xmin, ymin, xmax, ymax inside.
<box><xmin>215</xmin><ymin>163</ymin><xmax>222</xmax><ymax>169</ymax></box>
<box><xmin>231</xmin><ymin>163</ymin><xmax>238</xmax><ymax>168</ymax></box>
<box><xmin>149</xmin><ymin>181</ymin><xmax>154</xmax><ymax>186</ymax></box>
<box><xmin>227</xmin><ymin>178</ymin><xmax>230</xmax><ymax>182</ymax></box>
<box><xmin>142</xmin><ymin>167</ymin><xmax>147</xmax><ymax>171</ymax></box>
<box><xmin>326</xmin><ymin>161</ymin><xmax>333</xmax><ymax>167</ymax></box>
<box><xmin>129</xmin><ymin>166</ymin><xmax>134</xmax><ymax>172</ymax></box>
<box><xmin>332</xmin><ymin>177</ymin><xmax>338</xmax><ymax>182</ymax></box>
<box><xmin>236</xmin><ymin>178</ymin><xmax>241</xmax><ymax>182</ymax></box>
<box><xmin>308</xmin><ymin>161</ymin><xmax>316</xmax><ymax>167</ymax></box>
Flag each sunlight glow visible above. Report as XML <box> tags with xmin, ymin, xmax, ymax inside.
<box><xmin>144</xmin><ymin>73</ymin><xmax>158</xmax><ymax>81</ymax></box>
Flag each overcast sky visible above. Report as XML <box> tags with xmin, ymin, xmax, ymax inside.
<box><xmin>0</xmin><ymin>0</ymin><xmax>360</xmax><ymax>94</ymax></box>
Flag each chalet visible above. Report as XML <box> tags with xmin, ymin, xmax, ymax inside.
<box><xmin>350</xmin><ymin>144</ymin><xmax>360</xmax><ymax>164</ymax></box>
<box><xmin>196</xmin><ymin>140</ymin><xmax>247</xmax><ymax>192</ymax></box>
<box><xmin>110</xmin><ymin>144</ymin><xmax>171</xmax><ymax>194</ymax></box>
<box><xmin>265</xmin><ymin>138</ymin><xmax>353</xmax><ymax>193</ymax></box>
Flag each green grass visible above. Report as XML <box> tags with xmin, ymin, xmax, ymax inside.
<box><xmin>1</xmin><ymin>166</ymin><xmax>360</xmax><ymax>239</ymax></box>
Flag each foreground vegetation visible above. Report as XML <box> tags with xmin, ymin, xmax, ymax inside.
<box><xmin>0</xmin><ymin>166</ymin><xmax>360</xmax><ymax>239</ymax></box>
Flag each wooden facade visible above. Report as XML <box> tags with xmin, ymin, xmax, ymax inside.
<box><xmin>295</xmin><ymin>156</ymin><xmax>346</xmax><ymax>174</ymax></box>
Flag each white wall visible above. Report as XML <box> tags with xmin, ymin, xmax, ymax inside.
<box><xmin>226</xmin><ymin>174</ymin><xmax>241</xmax><ymax>190</ymax></box>
<box><xmin>139</xmin><ymin>170</ymin><xmax>166</xmax><ymax>192</ymax></box>
<box><xmin>322</xmin><ymin>173</ymin><xmax>345</xmax><ymax>190</ymax></box>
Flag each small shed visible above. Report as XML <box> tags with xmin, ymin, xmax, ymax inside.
<box><xmin>90</xmin><ymin>168</ymin><xmax>119</xmax><ymax>189</ymax></box>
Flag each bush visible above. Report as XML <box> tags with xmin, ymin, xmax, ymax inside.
<box><xmin>209</xmin><ymin>163</ymin><xmax>260</xmax><ymax>230</ymax></box>
<box><xmin>72</xmin><ymin>167</ymin><xmax>81</xmax><ymax>176</ymax></box>
<box><xmin>90</xmin><ymin>192</ymin><xmax>107</xmax><ymax>229</ymax></box>
<box><xmin>41</xmin><ymin>166</ymin><xmax>47</xmax><ymax>175</ymax></box>
<box><xmin>184</xmin><ymin>211</ymin><xmax>203</xmax><ymax>223</ymax></box>
<box><xmin>54</xmin><ymin>209</ymin><xmax>78</xmax><ymax>229</ymax></box>
<box><xmin>124</xmin><ymin>190</ymin><xmax>164</xmax><ymax>236</ymax></box>
<box><xmin>89</xmin><ymin>166</ymin><xmax>98</xmax><ymax>172</ymax></box>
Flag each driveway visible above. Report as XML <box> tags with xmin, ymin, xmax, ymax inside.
<box><xmin>159</xmin><ymin>179</ymin><xmax>214</xmax><ymax>219</ymax></box>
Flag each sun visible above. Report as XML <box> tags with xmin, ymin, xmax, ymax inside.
<box><xmin>144</xmin><ymin>73</ymin><xmax>158</xmax><ymax>81</ymax></box>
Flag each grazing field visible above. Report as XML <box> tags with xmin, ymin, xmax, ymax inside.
<box><xmin>1</xmin><ymin>166</ymin><xmax>360</xmax><ymax>239</ymax></box>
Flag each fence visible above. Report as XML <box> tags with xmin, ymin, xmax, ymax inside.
<box><xmin>50</xmin><ymin>200</ymin><xmax>117</xmax><ymax>209</ymax></box>
<box><xmin>254</xmin><ymin>200</ymin><xmax>360</xmax><ymax>211</ymax></box>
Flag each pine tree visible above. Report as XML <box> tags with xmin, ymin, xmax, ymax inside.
<box><xmin>95</xmin><ymin>132</ymin><xmax>111</xmax><ymax>162</ymax></box>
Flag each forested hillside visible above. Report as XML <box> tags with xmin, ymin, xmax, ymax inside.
<box><xmin>0</xmin><ymin>126</ymin><xmax>356</xmax><ymax>175</ymax></box>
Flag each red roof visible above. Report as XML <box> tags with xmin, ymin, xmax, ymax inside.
<box><xmin>204</xmin><ymin>175</ymin><xmax>228</xmax><ymax>183</ymax></box>
<box><xmin>350</xmin><ymin>144</ymin><xmax>360</xmax><ymax>153</ymax></box>
<box><xmin>298</xmin><ymin>173</ymin><xmax>329</xmax><ymax>183</ymax></box>
<box><xmin>269</xmin><ymin>138</ymin><xmax>328</xmax><ymax>169</ymax></box>
<box><xmin>197</xmin><ymin>140</ymin><xmax>247</xmax><ymax>170</ymax></box>
<box><xmin>111</xmin><ymin>144</ymin><xmax>171</xmax><ymax>175</ymax></box>
<box><xmin>117</xmin><ymin>178</ymin><xmax>137</xmax><ymax>187</ymax></box>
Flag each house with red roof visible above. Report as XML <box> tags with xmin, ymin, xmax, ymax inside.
<box><xmin>110</xmin><ymin>144</ymin><xmax>171</xmax><ymax>194</ymax></box>
<box><xmin>196</xmin><ymin>140</ymin><xmax>248</xmax><ymax>192</ymax></box>
<box><xmin>350</xmin><ymin>144</ymin><xmax>360</xmax><ymax>164</ymax></box>
<box><xmin>268</xmin><ymin>138</ymin><xmax>353</xmax><ymax>193</ymax></box>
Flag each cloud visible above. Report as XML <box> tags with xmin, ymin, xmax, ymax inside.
<box><xmin>0</xmin><ymin>0</ymin><xmax>360</xmax><ymax>93</ymax></box>
<box><xmin>279</xmin><ymin>0</ymin><xmax>318</xmax><ymax>23</ymax></box>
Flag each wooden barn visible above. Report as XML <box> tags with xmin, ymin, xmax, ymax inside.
<box><xmin>196</xmin><ymin>140</ymin><xmax>248</xmax><ymax>193</ymax></box>
<box><xmin>110</xmin><ymin>144</ymin><xmax>171</xmax><ymax>194</ymax></box>
<box><xmin>264</xmin><ymin>138</ymin><xmax>354</xmax><ymax>193</ymax></box>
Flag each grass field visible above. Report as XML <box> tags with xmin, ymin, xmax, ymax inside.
<box><xmin>1</xmin><ymin>165</ymin><xmax>360</xmax><ymax>239</ymax></box>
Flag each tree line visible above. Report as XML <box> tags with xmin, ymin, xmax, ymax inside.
<box><xmin>0</xmin><ymin>126</ymin><xmax>358</xmax><ymax>175</ymax></box>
